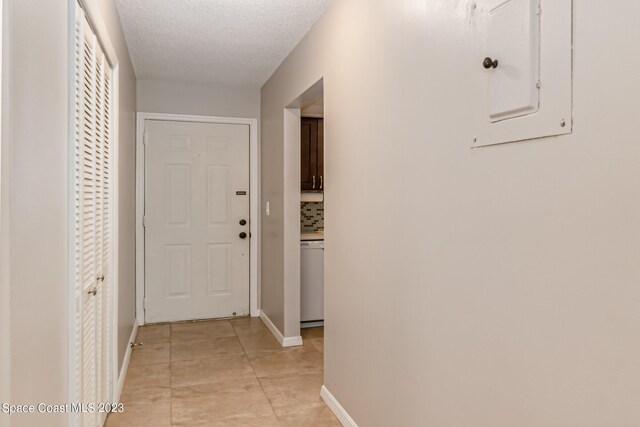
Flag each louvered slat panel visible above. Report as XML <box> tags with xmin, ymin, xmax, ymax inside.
<box><xmin>80</xmin><ymin>12</ymin><xmax>98</xmax><ymax>427</ymax></box>
<box><xmin>95</xmin><ymin>49</ymin><xmax>104</xmax><ymax>411</ymax></box>
<box><xmin>71</xmin><ymin>7</ymin><xmax>83</xmax><ymax>426</ymax></box>
<box><xmin>100</xmin><ymin>61</ymin><xmax>112</xmax><ymax>407</ymax></box>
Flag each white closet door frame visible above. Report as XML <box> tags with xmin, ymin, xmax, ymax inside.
<box><xmin>67</xmin><ymin>1</ymin><xmax>119</xmax><ymax>425</ymax></box>
<box><xmin>135</xmin><ymin>113</ymin><xmax>260</xmax><ymax>325</ymax></box>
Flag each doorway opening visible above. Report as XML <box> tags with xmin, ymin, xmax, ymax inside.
<box><xmin>300</xmin><ymin>95</ymin><xmax>324</xmax><ymax>330</ymax></box>
<box><xmin>282</xmin><ymin>78</ymin><xmax>325</xmax><ymax>348</ymax></box>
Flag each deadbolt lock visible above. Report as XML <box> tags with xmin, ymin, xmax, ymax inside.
<box><xmin>483</xmin><ymin>57</ymin><xmax>499</xmax><ymax>69</ymax></box>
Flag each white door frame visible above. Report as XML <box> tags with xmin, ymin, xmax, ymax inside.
<box><xmin>67</xmin><ymin>0</ymin><xmax>120</xmax><ymax>424</ymax></box>
<box><xmin>136</xmin><ymin>113</ymin><xmax>259</xmax><ymax>325</ymax></box>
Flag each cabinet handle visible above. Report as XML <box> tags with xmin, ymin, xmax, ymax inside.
<box><xmin>320</xmin><ymin>176</ymin><xmax>323</xmax><ymax>190</ymax></box>
<box><xmin>312</xmin><ymin>175</ymin><xmax>316</xmax><ymax>189</ymax></box>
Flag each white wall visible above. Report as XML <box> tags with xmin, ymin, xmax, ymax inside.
<box><xmin>137</xmin><ymin>78</ymin><xmax>260</xmax><ymax>119</ymax></box>
<box><xmin>261</xmin><ymin>1</ymin><xmax>640</xmax><ymax>425</ymax></box>
<box><xmin>0</xmin><ymin>0</ymin><xmax>136</xmax><ymax>424</ymax></box>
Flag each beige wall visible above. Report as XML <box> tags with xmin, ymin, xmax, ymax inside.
<box><xmin>95</xmin><ymin>0</ymin><xmax>138</xmax><ymax>373</ymax></box>
<box><xmin>1</xmin><ymin>0</ymin><xmax>136</xmax><ymax>424</ymax></box>
<box><xmin>137</xmin><ymin>78</ymin><xmax>260</xmax><ymax>119</ymax></box>
<box><xmin>261</xmin><ymin>0</ymin><xmax>640</xmax><ymax>425</ymax></box>
<box><xmin>0</xmin><ymin>1</ymin><xmax>10</xmax><ymax>425</ymax></box>
<box><xmin>4</xmin><ymin>0</ymin><xmax>70</xmax><ymax>424</ymax></box>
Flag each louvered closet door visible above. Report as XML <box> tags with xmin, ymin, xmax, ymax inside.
<box><xmin>75</xmin><ymin>5</ymin><xmax>113</xmax><ymax>426</ymax></box>
<box><xmin>94</xmin><ymin>32</ymin><xmax>112</xmax><ymax>427</ymax></box>
<box><xmin>98</xmin><ymin>47</ymin><xmax>112</xmax><ymax>425</ymax></box>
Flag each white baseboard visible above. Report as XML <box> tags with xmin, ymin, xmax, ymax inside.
<box><xmin>258</xmin><ymin>310</ymin><xmax>302</xmax><ymax>347</ymax></box>
<box><xmin>321</xmin><ymin>385</ymin><xmax>358</xmax><ymax>427</ymax></box>
<box><xmin>283</xmin><ymin>335</ymin><xmax>303</xmax><ymax>346</ymax></box>
<box><xmin>114</xmin><ymin>320</ymin><xmax>138</xmax><ymax>402</ymax></box>
<box><xmin>301</xmin><ymin>320</ymin><xmax>324</xmax><ymax>328</ymax></box>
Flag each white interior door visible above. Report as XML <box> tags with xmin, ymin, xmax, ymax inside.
<box><xmin>145</xmin><ymin>120</ymin><xmax>250</xmax><ymax>323</ymax></box>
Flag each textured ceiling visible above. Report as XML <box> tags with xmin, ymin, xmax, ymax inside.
<box><xmin>115</xmin><ymin>0</ymin><xmax>332</xmax><ymax>88</ymax></box>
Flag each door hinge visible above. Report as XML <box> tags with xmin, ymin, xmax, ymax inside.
<box><xmin>143</xmin><ymin>215</ymin><xmax>147</xmax><ymax>227</ymax></box>
<box><xmin>143</xmin><ymin>298</ymin><xmax>146</xmax><ymax>310</ymax></box>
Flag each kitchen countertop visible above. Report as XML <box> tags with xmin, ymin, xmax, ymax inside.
<box><xmin>301</xmin><ymin>231</ymin><xmax>324</xmax><ymax>241</ymax></box>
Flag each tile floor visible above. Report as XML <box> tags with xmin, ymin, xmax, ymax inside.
<box><xmin>105</xmin><ymin>318</ymin><xmax>339</xmax><ymax>427</ymax></box>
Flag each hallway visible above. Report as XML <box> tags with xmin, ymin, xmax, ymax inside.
<box><xmin>106</xmin><ymin>319</ymin><xmax>338</xmax><ymax>426</ymax></box>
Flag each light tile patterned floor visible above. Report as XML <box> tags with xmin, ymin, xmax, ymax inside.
<box><xmin>106</xmin><ymin>318</ymin><xmax>339</xmax><ymax>427</ymax></box>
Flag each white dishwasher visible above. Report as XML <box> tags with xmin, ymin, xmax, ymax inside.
<box><xmin>300</xmin><ymin>240</ymin><xmax>324</xmax><ymax>326</ymax></box>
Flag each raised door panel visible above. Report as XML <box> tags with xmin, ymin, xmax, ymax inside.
<box><xmin>207</xmin><ymin>244</ymin><xmax>231</xmax><ymax>295</ymax></box>
<box><xmin>165</xmin><ymin>164</ymin><xmax>192</xmax><ymax>227</ymax></box>
<box><xmin>165</xmin><ymin>245</ymin><xmax>192</xmax><ymax>297</ymax></box>
<box><xmin>207</xmin><ymin>166</ymin><xmax>230</xmax><ymax>225</ymax></box>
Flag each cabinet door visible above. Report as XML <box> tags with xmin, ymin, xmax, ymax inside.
<box><xmin>301</xmin><ymin>118</ymin><xmax>318</xmax><ymax>191</ymax></box>
<box><xmin>317</xmin><ymin>118</ymin><xmax>324</xmax><ymax>191</ymax></box>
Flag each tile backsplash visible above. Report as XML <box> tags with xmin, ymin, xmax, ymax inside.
<box><xmin>301</xmin><ymin>201</ymin><xmax>324</xmax><ymax>232</ymax></box>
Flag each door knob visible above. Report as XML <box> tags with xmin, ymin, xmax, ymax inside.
<box><xmin>239</xmin><ymin>219</ymin><xmax>247</xmax><ymax>226</ymax></box>
<box><xmin>483</xmin><ymin>57</ymin><xmax>498</xmax><ymax>69</ymax></box>
<box><xmin>239</xmin><ymin>232</ymin><xmax>247</xmax><ymax>239</ymax></box>
<box><xmin>97</xmin><ymin>274</ymin><xmax>105</xmax><ymax>282</ymax></box>
<box><xmin>88</xmin><ymin>287</ymin><xmax>97</xmax><ymax>296</ymax></box>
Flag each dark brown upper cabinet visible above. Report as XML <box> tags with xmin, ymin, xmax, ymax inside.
<box><xmin>301</xmin><ymin>117</ymin><xmax>324</xmax><ymax>192</ymax></box>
